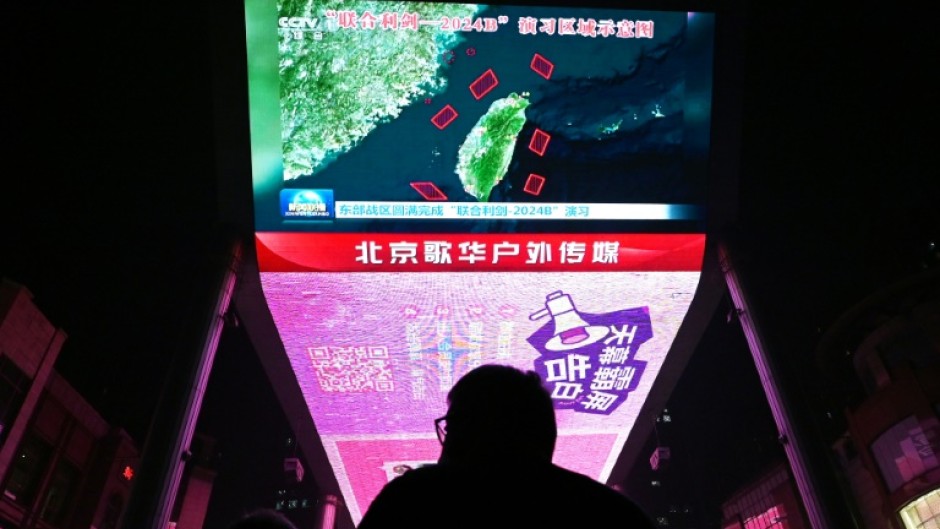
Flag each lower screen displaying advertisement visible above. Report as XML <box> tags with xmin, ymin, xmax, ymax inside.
<box><xmin>256</xmin><ymin>231</ymin><xmax>704</xmax><ymax>521</ymax></box>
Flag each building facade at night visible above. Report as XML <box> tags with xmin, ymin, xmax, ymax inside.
<box><xmin>717</xmin><ymin>269</ymin><xmax>939</xmax><ymax>529</ymax></box>
<box><xmin>0</xmin><ymin>279</ymin><xmax>139</xmax><ymax>529</ymax></box>
<box><xmin>720</xmin><ymin>463</ymin><xmax>809</xmax><ymax>529</ymax></box>
<box><xmin>818</xmin><ymin>269</ymin><xmax>940</xmax><ymax>529</ymax></box>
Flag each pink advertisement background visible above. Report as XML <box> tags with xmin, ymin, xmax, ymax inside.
<box><xmin>261</xmin><ymin>270</ymin><xmax>700</xmax><ymax>521</ymax></box>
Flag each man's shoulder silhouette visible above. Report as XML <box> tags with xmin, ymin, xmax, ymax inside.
<box><xmin>360</xmin><ymin>461</ymin><xmax>655</xmax><ymax>529</ymax></box>
<box><xmin>358</xmin><ymin>365</ymin><xmax>655</xmax><ymax>528</ymax></box>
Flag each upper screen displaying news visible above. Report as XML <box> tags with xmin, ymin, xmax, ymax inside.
<box><xmin>247</xmin><ymin>0</ymin><xmax>715</xmax><ymax>234</ymax></box>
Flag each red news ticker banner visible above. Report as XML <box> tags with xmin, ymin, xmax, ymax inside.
<box><xmin>256</xmin><ymin>232</ymin><xmax>705</xmax><ymax>272</ymax></box>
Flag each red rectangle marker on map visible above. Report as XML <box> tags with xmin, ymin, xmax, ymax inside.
<box><xmin>531</xmin><ymin>53</ymin><xmax>554</xmax><ymax>80</ymax></box>
<box><xmin>529</xmin><ymin>129</ymin><xmax>551</xmax><ymax>156</ymax></box>
<box><xmin>410</xmin><ymin>182</ymin><xmax>448</xmax><ymax>201</ymax></box>
<box><xmin>431</xmin><ymin>105</ymin><xmax>458</xmax><ymax>129</ymax></box>
<box><xmin>469</xmin><ymin>69</ymin><xmax>499</xmax><ymax>100</ymax></box>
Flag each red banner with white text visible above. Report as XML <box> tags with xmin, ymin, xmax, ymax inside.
<box><xmin>256</xmin><ymin>232</ymin><xmax>704</xmax><ymax>273</ymax></box>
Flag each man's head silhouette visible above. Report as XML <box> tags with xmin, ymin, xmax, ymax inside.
<box><xmin>439</xmin><ymin>364</ymin><xmax>557</xmax><ymax>465</ymax></box>
<box><xmin>360</xmin><ymin>364</ymin><xmax>656</xmax><ymax>529</ymax></box>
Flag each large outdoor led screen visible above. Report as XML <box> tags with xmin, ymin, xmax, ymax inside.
<box><xmin>245</xmin><ymin>0</ymin><xmax>714</xmax><ymax>522</ymax></box>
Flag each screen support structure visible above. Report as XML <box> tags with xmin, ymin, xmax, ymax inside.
<box><xmin>233</xmin><ymin>249</ymin><xmax>357</xmax><ymax>529</ymax></box>
<box><xmin>718</xmin><ymin>239</ymin><xmax>857</xmax><ymax>529</ymax></box>
<box><xmin>120</xmin><ymin>230</ymin><xmax>243</xmax><ymax>529</ymax></box>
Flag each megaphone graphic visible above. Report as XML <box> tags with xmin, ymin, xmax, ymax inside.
<box><xmin>529</xmin><ymin>291</ymin><xmax>609</xmax><ymax>351</ymax></box>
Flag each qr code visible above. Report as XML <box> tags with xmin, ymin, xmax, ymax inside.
<box><xmin>307</xmin><ymin>346</ymin><xmax>394</xmax><ymax>393</ymax></box>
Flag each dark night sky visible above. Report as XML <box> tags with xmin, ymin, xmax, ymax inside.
<box><xmin>1</xmin><ymin>1</ymin><xmax>938</xmax><ymax>527</ymax></box>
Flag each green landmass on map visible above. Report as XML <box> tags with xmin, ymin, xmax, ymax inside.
<box><xmin>456</xmin><ymin>92</ymin><xmax>530</xmax><ymax>202</ymax></box>
<box><xmin>278</xmin><ymin>0</ymin><xmax>479</xmax><ymax>179</ymax></box>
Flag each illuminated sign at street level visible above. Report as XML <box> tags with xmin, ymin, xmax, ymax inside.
<box><xmin>246</xmin><ymin>0</ymin><xmax>714</xmax><ymax>523</ymax></box>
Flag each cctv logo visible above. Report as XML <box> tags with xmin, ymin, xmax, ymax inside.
<box><xmin>278</xmin><ymin>17</ymin><xmax>321</xmax><ymax>30</ymax></box>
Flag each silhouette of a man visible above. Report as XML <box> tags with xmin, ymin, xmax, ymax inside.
<box><xmin>358</xmin><ymin>364</ymin><xmax>656</xmax><ymax>528</ymax></box>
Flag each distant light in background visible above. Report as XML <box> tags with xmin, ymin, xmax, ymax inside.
<box><xmin>898</xmin><ymin>488</ymin><xmax>940</xmax><ymax>529</ymax></box>
<box><xmin>743</xmin><ymin>505</ymin><xmax>786</xmax><ymax>529</ymax></box>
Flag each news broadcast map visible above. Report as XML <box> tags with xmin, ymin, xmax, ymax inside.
<box><xmin>252</xmin><ymin>0</ymin><xmax>711</xmax><ymax>233</ymax></box>
<box><xmin>245</xmin><ymin>0</ymin><xmax>714</xmax><ymax>522</ymax></box>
